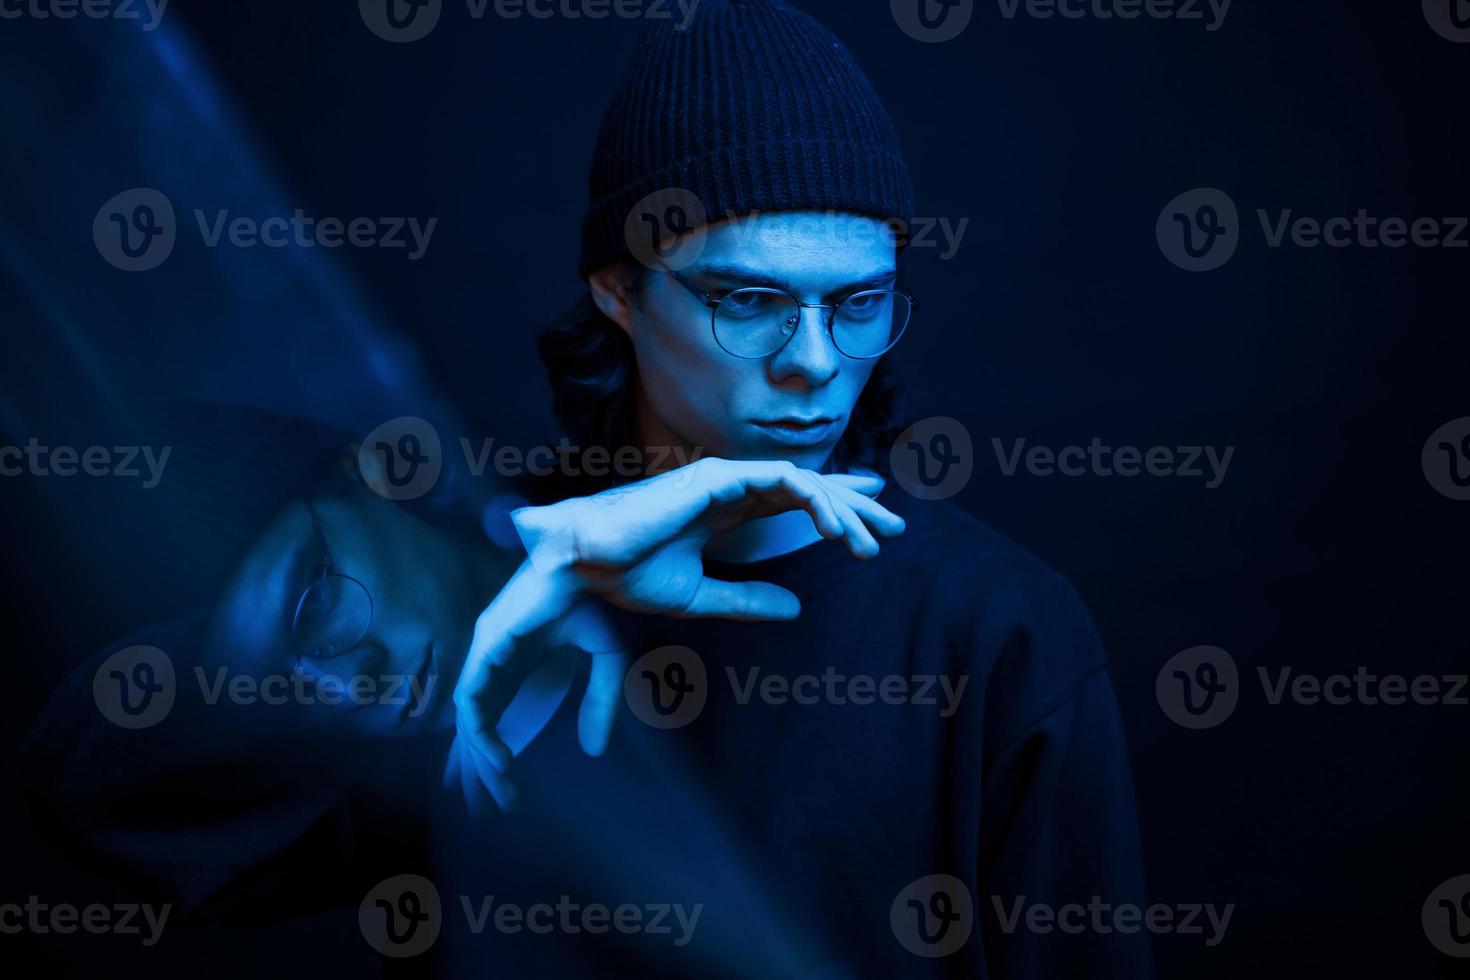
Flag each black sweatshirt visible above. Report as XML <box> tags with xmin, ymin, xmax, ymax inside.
<box><xmin>24</xmin><ymin>487</ymin><xmax>1150</xmax><ymax>978</ymax></box>
<box><xmin>427</xmin><ymin>486</ymin><xmax>1153</xmax><ymax>979</ymax></box>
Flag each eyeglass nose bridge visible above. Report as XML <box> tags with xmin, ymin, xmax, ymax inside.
<box><xmin>776</xmin><ymin>299</ymin><xmax>842</xmax><ymax>346</ymax></box>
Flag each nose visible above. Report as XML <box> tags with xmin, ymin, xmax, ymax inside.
<box><xmin>767</xmin><ymin>303</ymin><xmax>841</xmax><ymax>387</ymax></box>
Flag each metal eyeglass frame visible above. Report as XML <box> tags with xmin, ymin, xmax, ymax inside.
<box><xmin>664</xmin><ymin>267</ymin><xmax>918</xmax><ymax>360</ymax></box>
<box><xmin>289</xmin><ymin>500</ymin><xmax>374</xmax><ymax>665</ymax></box>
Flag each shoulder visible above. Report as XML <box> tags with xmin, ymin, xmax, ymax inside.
<box><xmin>871</xmin><ymin>490</ymin><xmax>1111</xmax><ymax>732</ymax></box>
<box><xmin>874</xmin><ymin>489</ymin><xmax>1099</xmax><ymax>635</ymax></box>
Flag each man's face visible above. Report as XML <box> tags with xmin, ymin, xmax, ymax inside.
<box><xmin>619</xmin><ymin>211</ymin><xmax>899</xmax><ymax>470</ymax></box>
<box><xmin>205</xmin><ymin>484</ymin><xmax>505</xmax><ymax>735</ymax></box>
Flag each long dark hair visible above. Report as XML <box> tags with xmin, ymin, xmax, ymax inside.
<box><xmin>534</xmin><ymin>268</ymin><xmax>909</xmax><ymax>494</ymax></box>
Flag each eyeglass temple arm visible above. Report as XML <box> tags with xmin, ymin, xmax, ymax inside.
<box><xmin>666</xmin><ymin>267</ymin><xmax>720</xmax><ymax>308</ymax></box>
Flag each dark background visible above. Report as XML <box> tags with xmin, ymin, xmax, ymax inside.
<box><xmin>1</xmin><ymin>0</ymin><xmax>1465</xmax><ymax>976</ymax></box>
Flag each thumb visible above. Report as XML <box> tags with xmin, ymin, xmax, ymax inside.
<box><xmin>682</xmin><ymin>577</ymin><xmax>802</xmax><ymax>620</ymax></box>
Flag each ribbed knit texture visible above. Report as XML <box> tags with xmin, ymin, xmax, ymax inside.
<box><xmin>579</xmin><ymin>0</ymin><xmax>915</xmax><ymax>278</ymax></box>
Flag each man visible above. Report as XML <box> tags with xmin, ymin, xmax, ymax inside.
<box><xmin>445</xmin><ymin>1</ymin><xmax>1153</xmax><ymax>976</ymax></box>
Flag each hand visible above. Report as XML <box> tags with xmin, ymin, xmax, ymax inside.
<box><xmin>448</xmin><ymin>458</ymin><xmax>906</xmax><ymax>812</ymax></box>
<box><xmin>445</xmin><ymin>561</ymin><xmax>627</xmax><ymax>813</ymax></box>
<box><xmin>509</xmin><ymin>457</ymin><xmax>906</xmax><ymax>620</ymax></box>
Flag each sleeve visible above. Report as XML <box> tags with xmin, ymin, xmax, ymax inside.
<box><xmin>969</xmin><ymin>567</ymin><xmax>1152</xmax><ymax>980</ymax></box>
<box><xmin>19</xmin><ymin>615</ymin><xmax>406</xmax><ymax>924</ymax></box>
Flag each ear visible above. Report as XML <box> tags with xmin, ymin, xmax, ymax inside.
<box><xmin>588</xmin><ymin>263</ymin><xmax>637</xmax><ymax>336</ymax></box>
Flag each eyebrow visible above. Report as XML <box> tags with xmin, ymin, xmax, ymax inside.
<box><xmin>691</xmin><ymin>264</ymin><xmax>898</xmax><ymax>301</ymax></box>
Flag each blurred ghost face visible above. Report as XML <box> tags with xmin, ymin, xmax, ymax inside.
<box><xmin>598</xmin><ymin>211</ymin><xmax>903</xmax><ymax>472</ymax></box>
<box><xmin>206</xmin><ymin>481</ymin><xmax>508</xmax><ymax>735</ymax></box>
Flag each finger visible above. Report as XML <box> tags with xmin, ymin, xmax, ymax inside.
<box><xmin>457</xmin><ymin>737</ymin><xmax>489</xmax><ymax>818</ymax></box>
<box><xmin>461</xmin><ymin>560</ymin><xmax>579</xmax><ymax>690</ymax></box>
<box><xmin>831</xmin><ymin>494</ymin><xmax>881</xmax><ymax>558</ymax></box>
<box><xmin>707</xmin><ymin>461</ymin><xmax>845</xmax><ymax>539</ymax></box>
<box><xmin>578</xmin><ymin>651</ymin><xmax>628</xmax><ymax>757</ymax></box>
<box><xmin>682</xmin><ymin>577</ymin><xmax>802</xmax><ymax>620</ymax></box>
<box><xmin>793</xmin><ymin>471</ymin><xmax>879</xmax><ymax>559</ymax></box>
<box><xmin>455</xmin><ymin>701</ymin><xmax>514</xmax><ymax>774</ymax></box>
<box><xmin>822</xmin><ymin>478</ymin><xmax>907</xmax><ymax>537</ymax></box>
<box><xmin>442</xmin><ymin>734</ymin><xmax>463</xmax><ymax>791</ymax></box>
<box><xmin>466</xmin><ymin>738</ymin><xmax>517</xmax><ymax>812</ymax></box>
<box><xmin>550</xmin><ymin>600</ymin><xmax>628</xmax><ymax>756</ymax></box>
<box><xmin>824</xmin><ymin>472</ymin><xmax>887</xmax><ymax>497</ymax></box>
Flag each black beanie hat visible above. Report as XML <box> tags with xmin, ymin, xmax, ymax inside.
<box><xmin>578</xmin><ymin>0</ymin><xmax>915</xmax><ymax>279</ymax></box>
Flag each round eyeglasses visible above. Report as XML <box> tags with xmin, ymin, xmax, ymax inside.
<box><xmin>666</xmin><ymin>269</ymin><xmax>916</xmax><ymax>360</ymax></box>
<box><xmin>290</xmin><ymin>501</ymin><xmax>373</xmax><ymax>662</ymax></box>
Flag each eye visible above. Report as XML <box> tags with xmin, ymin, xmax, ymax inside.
<box><xmin>720</xmin><ymin>289</ymin><xmax>785</xmax><ymax>319</ymax></box>
<box><xmin>841</xmin><ymin>292</ymin><xmax>888</xmax><ymax>320</ymax></box>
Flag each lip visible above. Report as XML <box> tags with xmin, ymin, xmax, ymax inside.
<box><xmin>751</xmin><ymin>416</ymin><xmax>841</xmax><ymax>446</ymax></box>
